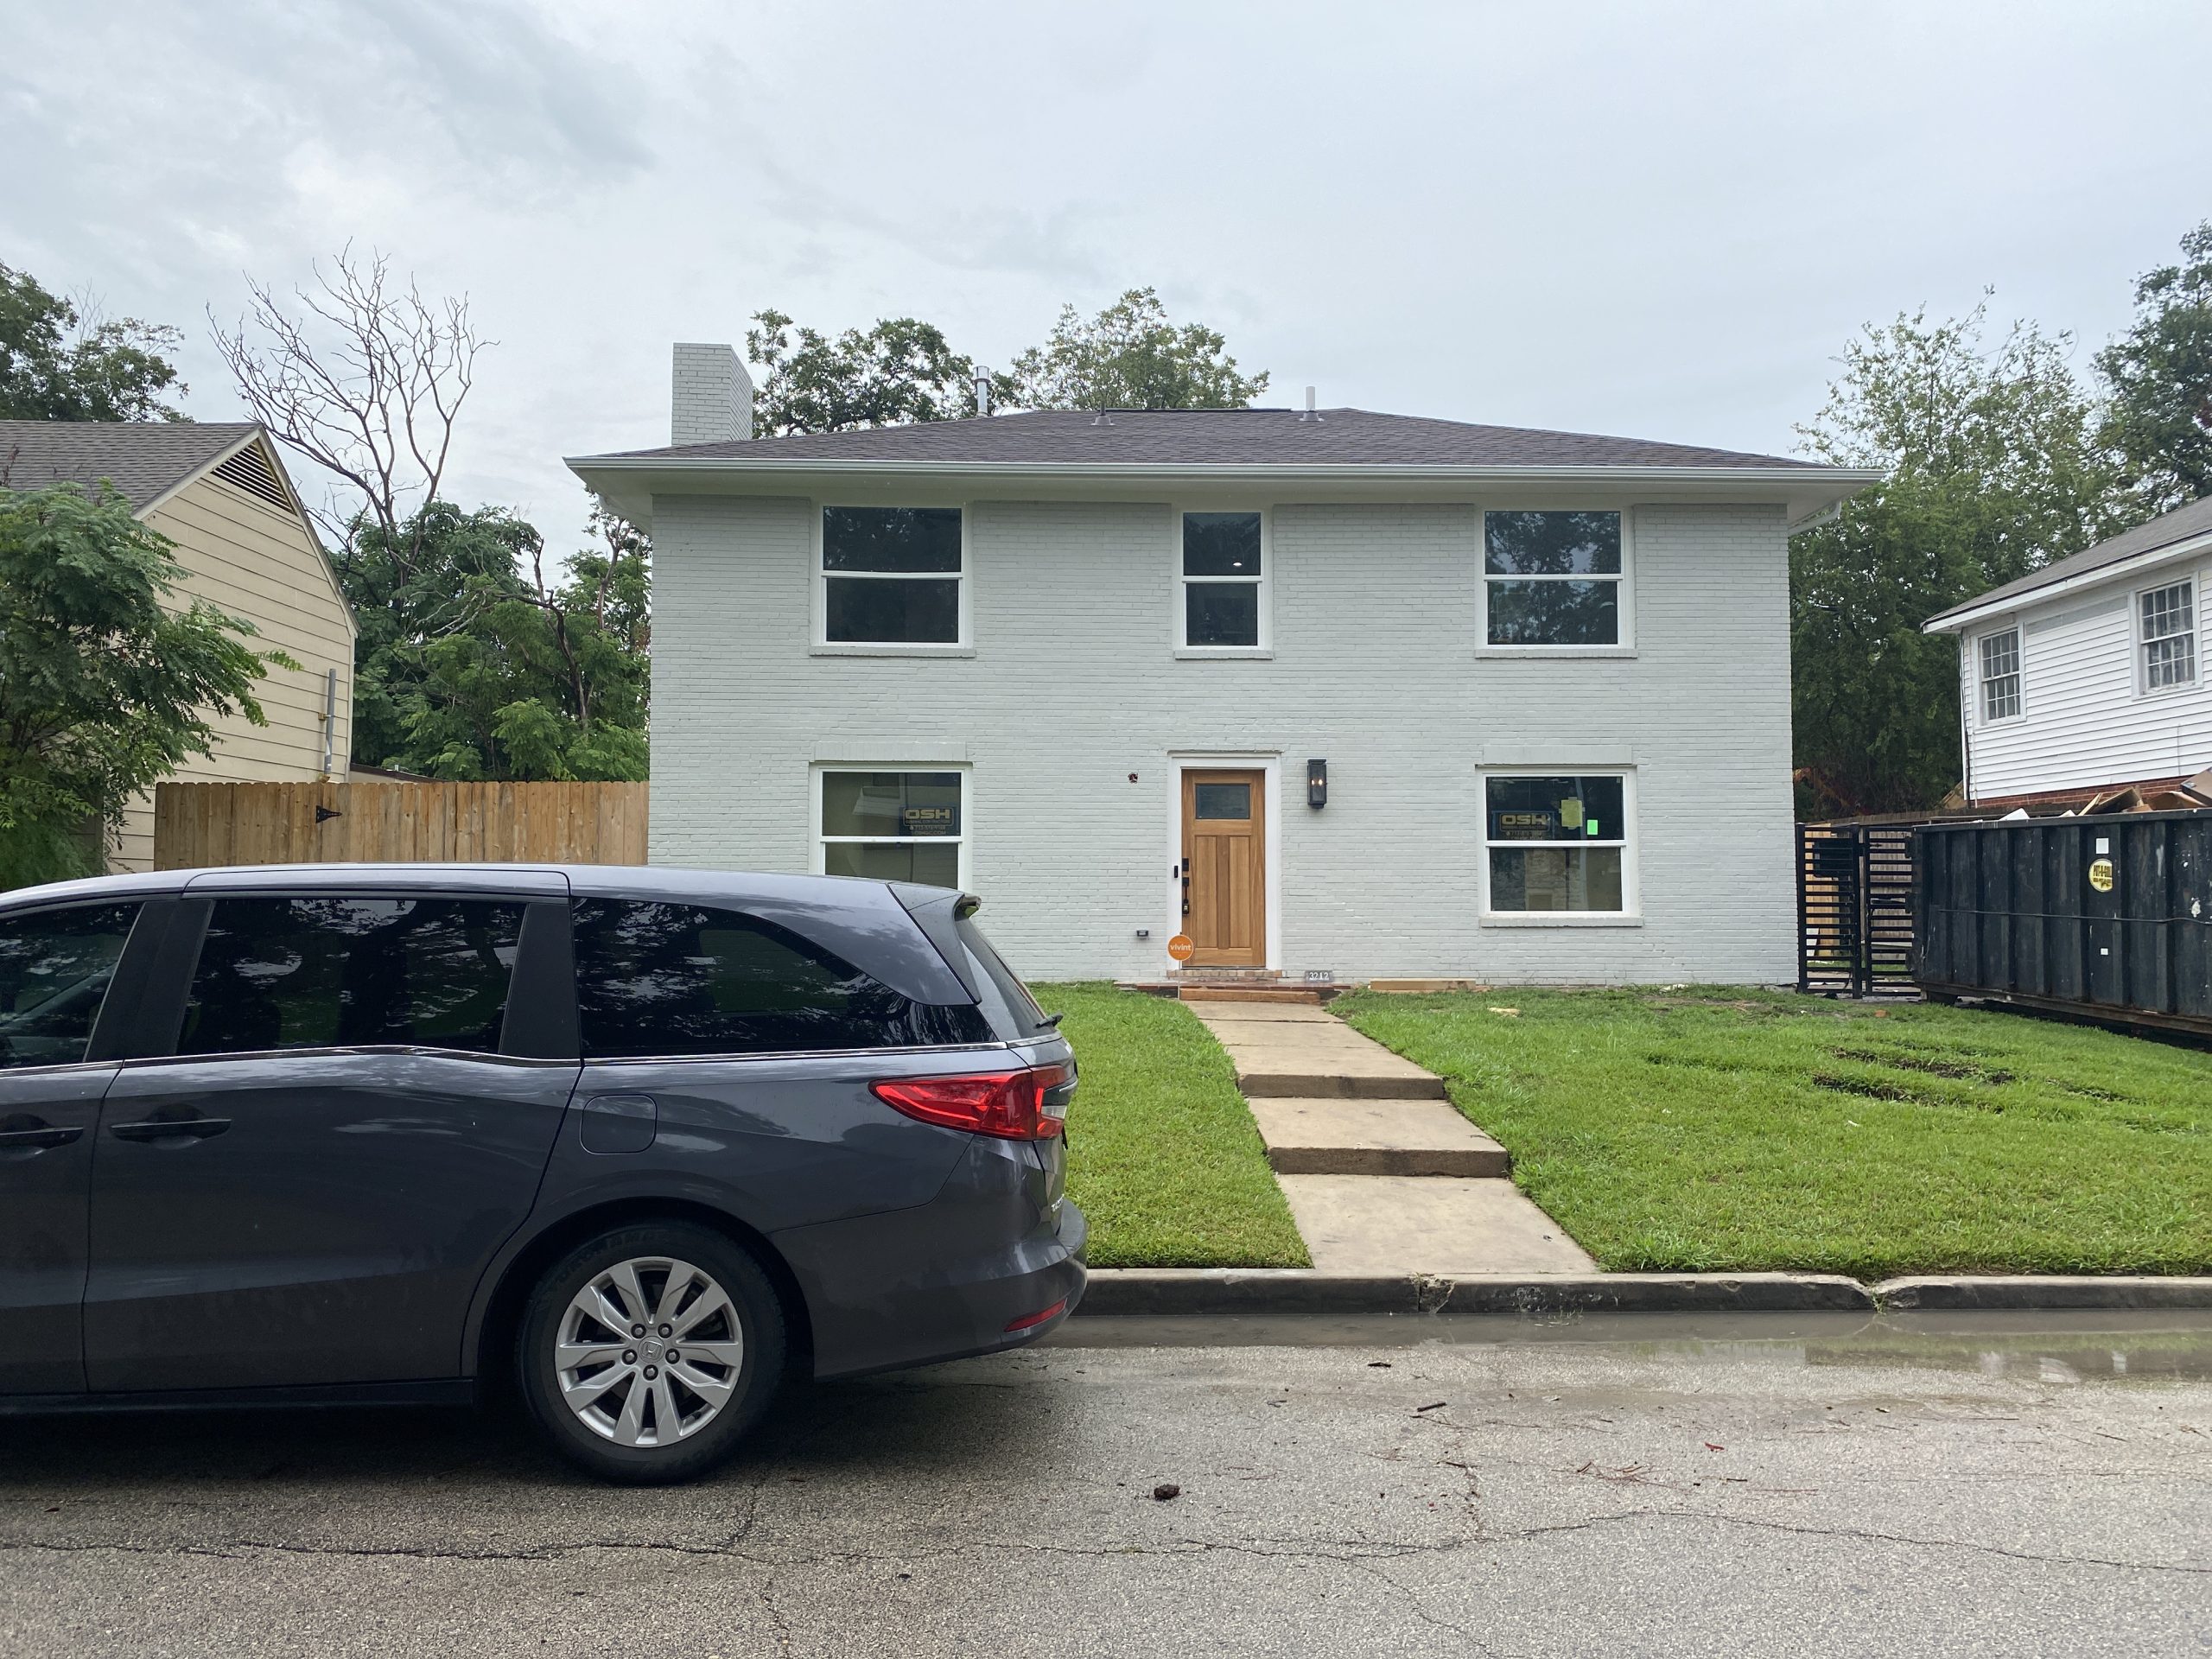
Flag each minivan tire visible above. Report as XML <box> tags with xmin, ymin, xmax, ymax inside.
<box><xmin>518</xmin><ymin>1222</ymin><xmax>787</xmax><ymax>1484</ymax></box>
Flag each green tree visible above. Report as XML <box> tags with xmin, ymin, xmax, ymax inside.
<box><xmin>340</xmin><ymin>501</ymin><xmax>648</xmax><ymax>782</ymax></box>
<box><xmin>0</xmin><ymin>262</ymin><xmax>186</xmax><ymax>422</ymax></box>
<box><xmin>1791</xmin><ymin>303</ymin><xmax>2120</xmax><ymax>815</ymax></box>
<box><xmin>1007</xmin><ymin>287</ymin><xmax>1268</xmax><ymax>410</ymax></box>
<box><xmin>2096</xmin><ymin>219</ymin><xmax>2212</xmax><ymax>515</ymax></box>
<box><xmin>746</xmin><ymin>309</ymin><xmax>1007</xmax><ymax>435</ymax></box>
<box><xmin>0</xmin><ymin>483</ymin><xmax>284</xmax><ymax>887</ymax></box>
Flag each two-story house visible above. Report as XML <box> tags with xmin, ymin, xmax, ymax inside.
<box><xmin>1925</xmin><ymin>495</ymin><xmax>2212</xmax><ymax>810</ymax></box>
<box><xmin>0</xmin><ymin>420</ymin><xmax>355</xmax><ymax>873</ymax></box>
<box><xmin>568</xmin><ymin>344</ymin><xmax>1875</xmax><ymax>983</ymax></box>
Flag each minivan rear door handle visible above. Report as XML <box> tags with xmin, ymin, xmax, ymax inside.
<box><xmin>111</xmin><ymin>1116</ymin><xmax>232</xmax><ymax>1143</ymax></box>
<box><xmin>0</xmin><ymin>1123</ymin><xmax>82</xmax><ymax>1150</ymax></box>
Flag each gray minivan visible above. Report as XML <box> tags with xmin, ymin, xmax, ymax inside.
<box><xmin>0</xmin><ymin>864</ymin><xmax>1085</xmax><ymax>1483</ymax></box>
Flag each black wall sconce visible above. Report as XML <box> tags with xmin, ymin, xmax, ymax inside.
<box><xmin>1306</xmin><ymin>758</ymin><xmax>1327</xmax><ymax>809</ymax></box>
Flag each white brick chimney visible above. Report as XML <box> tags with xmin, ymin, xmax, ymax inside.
<box><xmin>671</xmin><ymin>342</ymin><xmax>754</xmax><ymax>444</ymax></box>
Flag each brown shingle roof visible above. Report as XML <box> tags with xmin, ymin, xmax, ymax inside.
<box><xmin>579</xmin><ymin>406</ymin><xmax>1822</xmax><ymax>471</ymax></box>
<box><xmin>1927</xmin><ymin>493</ymin><xmax>2212</xmax><ymax>626</ymax></box>
<box><xmin>0</xmin><ymin>420</ymin><xmax>260</xmax><ymax>512</ymax></box>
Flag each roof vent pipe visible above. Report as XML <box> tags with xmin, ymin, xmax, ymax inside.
<box><xmin>974</xmin><ymin>366</ymin><xmax>992</xmax><ymax>417</ymax></box>
<box><xmin>1301</xmin><ymin>385</ymin><xmax>1323</xmax><ymax>423</ymax></box>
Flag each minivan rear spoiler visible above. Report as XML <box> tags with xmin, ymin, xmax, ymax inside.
<box><xmin>889</xmin><ymin>884</ymin><xmax>982</xmax><ymax>1000</ymax></box>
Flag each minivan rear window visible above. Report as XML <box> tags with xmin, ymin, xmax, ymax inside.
<box><xmin>178</xmin><ymin>896</ymin><xmax>525</xmax><ymax>1056</ymax></box>
<box><xmin>954</xmin><ymin>915</ymin><xmax>1054</xmax><ymax>1039</ymax></box>
<box><xmin>0</xmin><ymin>903</ymin><xmax>139</xmax><ymax>1070</ymax></box>
<box><xmin>571</xmin><ymin>899</ymin><xmax>993</xmax><ymax>1058</ymax></box>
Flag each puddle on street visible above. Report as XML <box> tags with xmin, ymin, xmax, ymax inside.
<box><xmin>1046</xmin><ymin>1310</ymin><xmax>2212</xmax><ymax>1382</ymax></box>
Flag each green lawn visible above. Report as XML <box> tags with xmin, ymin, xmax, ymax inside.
<box><xmin>1334</xmin><ymin>986</ymin><xmax>2212</xmax><ymax>1278</ymax></box>
<box><xmin>1040</xmin><ymin>983</ymin><xmax>1309</xmax><ymax>1268</ymax></box>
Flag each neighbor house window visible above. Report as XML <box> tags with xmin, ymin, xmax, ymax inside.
<box><xmin>1979</xmin><ymin>628</ymin><xmax>2021</xmax><ymax>721</ymax></box>
<box><xmin>1484</xmin><ymin>774</ymin><xmax>1628</xmax><ymax>913</ymax></box>
<box><xmin>1484</xmin><ymin>511</ymin><xmax>1624</xmax><ymax>646</ymax></box>
<box><xmin>818</xmin><ymin>770</ymin><xmax>964</xmax><ymax>887</ymax></box>
<box><xmin>2140</xmin><ymin>579</ymin><xmax>2196</xmax><ymax>690</ymax></box>
<box><xmin>821</xmin><ymin>507</ymin><xmax>963</xmax><ymax>645</ymax></box>
<box><xmin>1180</xmin><ymin>512</ymin><xmax>1265</xmax><ymax>649</ymax></box>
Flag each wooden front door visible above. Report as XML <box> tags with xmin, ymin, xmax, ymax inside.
<box><xmin>1181</xmin><ymin>770</ymin><xmax>1267</xmax><ymax>967</ymax></box>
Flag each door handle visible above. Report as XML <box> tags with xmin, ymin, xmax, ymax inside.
<box><xmin>0</xmin><ymin>1124</ymin><xmax>82</xmax><ymax>1149</ymax></box>
<box><xmin>111</xmin><ymin>1116</ymin><xmax>232</xmax><ymax>1143</ymax></box>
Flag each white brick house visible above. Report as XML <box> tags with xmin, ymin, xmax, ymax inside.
<box><xmin>569</xmin><ymin>349</ymin><xmax>1874</xmax><ymax>984</ymax></box>
<box><xmin>1925</xmin><ymin>495</ymin><xmax>2212</xmax><ymax>810</ymax></box>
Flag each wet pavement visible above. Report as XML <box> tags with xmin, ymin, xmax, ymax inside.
<box><xmin>3</xmin><ymin>1312</ymin><xmax>2208</xmax><ymax>1656</ymax></box>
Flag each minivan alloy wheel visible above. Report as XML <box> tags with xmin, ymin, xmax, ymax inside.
<box><xmin>556</xmin><ymin>1255</ymin><xmax>745</xmax><ymax>1446</ymax></box>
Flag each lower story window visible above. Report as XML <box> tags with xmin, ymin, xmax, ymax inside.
<box><xmin>818</xmin><ymin>770</ymin><xmax>964</xmax><ymax>887</ymax></box>
<box><xmin>1484</xmin><ymin>773</ymin><xmax>1628</xmax><ymax>913</ymax></box>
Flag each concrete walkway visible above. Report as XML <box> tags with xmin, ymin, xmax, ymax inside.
<box><xmin>1186</xmin><ymin>998</ymin><xmax>1594</xmax><ymax>1274</ymax></box>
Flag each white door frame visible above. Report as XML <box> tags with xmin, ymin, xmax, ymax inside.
<box><xmin>1164</xmin><ymin>752</ymin><xmax>1282</xmax><ymax>971</ymax></box>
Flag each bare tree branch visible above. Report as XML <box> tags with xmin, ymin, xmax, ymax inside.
<box><xmin>209</xmin><ymin>245</ymin><xmax>490</xmax><ymax>572</ymax></box>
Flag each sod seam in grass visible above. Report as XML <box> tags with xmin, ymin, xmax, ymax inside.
<box><xmin>1041</xmin><ymin>982</ymin><xmax>1310</xmax><ymax>1269</ymax></box>
<box><xmin>1335</xmin><ymin>985</ymin><xmax>2212</xmax><ymax>1278</ymax></box>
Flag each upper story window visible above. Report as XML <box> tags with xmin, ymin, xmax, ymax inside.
<box><xmin>1484</xmin><ymin>511</ymin><xmax>1624</xmax><ymax>647</ymax></box>
<box><xmin>821</xmin><ymin>507</ymin><xmax>963</xmax><ymax>645</ymax></box>
<box><xmin>2140</xmin><ymin>579</ymin><xmax>2196</xmax><ymax>691</ymax></box>
<box><xmin>1180</xmin><ymin>512</ymin><xmax>1267</xmax><ymax>650</ymax></box>
<box><xmin>1979</xmin><ymin>628</ymin><xmax>2021</xmax><ymax>721</ymax></box>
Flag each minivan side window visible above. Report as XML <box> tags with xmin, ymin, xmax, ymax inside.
<box><xmin>571</xmin><ymin>899</ymin><xmax>993</xmax><ymax>1058</ymax></box>
<box><xmin>0</xmin><ymin>903</ymin><xmax>139</xmax><ymax>1070</ymax></box>
<box><xmin>177</xmin><ymin>896</ymin><xmax>526</xmax><ymax>1057</ymax></box>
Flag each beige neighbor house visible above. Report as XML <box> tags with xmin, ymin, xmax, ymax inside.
<box><xmin>0</xmin><ymin>420</ymin><xmax>356</xmax><ymax>870</ymax></box>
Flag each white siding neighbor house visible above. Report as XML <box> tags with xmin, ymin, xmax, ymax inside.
<box><xmin>1925</xmin><ymin>495</ymin><xmax>2212</xmax><ymax>810</ymax></box>
<box><xmin>0</xmin><ymin>421</ymin><xmax>355</xmax><ymax>870</ymax></box>
<box><xmin>569</xmin><ymin>346</ymin><xmax>1875</xmax><ymax>984</ymax></box>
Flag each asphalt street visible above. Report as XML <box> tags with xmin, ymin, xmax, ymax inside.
<box><xmin>2</xmin><ymin>1313</ymin><xmax>2208</xmax><ymax>1657</ymax></box>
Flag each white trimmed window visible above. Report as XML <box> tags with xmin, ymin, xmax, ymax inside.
<box><xmin>819</xmin><ymin>507</ymin><xmax>963</xmax><ymax>645</ymax></box>
<box><xmin>1179</xmin><ymin>511</ymin><xmax>1267</xmax><ymax>650</ymax></box>
<box><xmin>817</xmin><ymin>770</ymin><xmax>964</xmax><ymax>887</ymax></box>
<box><xmin>1483</xmin><ymin>773</ymin><xmax>1630</xmax><ymax>913</ymax></box>
<box><xmin>1978</xmin><ymin>628</ymin><xmax>2021</xmax><ymax>721</ymax></box>
<box><xmin>2139</xmin><ymin>579</ymin><xmax>2196</xmax><ymax>691</ymax></box>
<box><xmin>1483</xmin><ymin>511</ymin><xmax>1625</xmax><ymax>647</ymax></box>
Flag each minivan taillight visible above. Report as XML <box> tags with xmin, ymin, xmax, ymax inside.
<box><xmin>870</xmin><ymin>1063</ymin><xmax>1073</xmax><ymax>1141</ymax></box>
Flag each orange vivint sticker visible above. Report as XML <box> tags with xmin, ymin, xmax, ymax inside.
<box><xmin>1166</xmin><ymin>934</ymin><xmax>1196</xmax><ymax>962</ymax></box>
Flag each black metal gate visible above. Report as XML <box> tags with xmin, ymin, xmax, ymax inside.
<box><xmin>1798</xmin><ymin>824</ymin><xmax>1916</xmax><ymax>996</ymax></box>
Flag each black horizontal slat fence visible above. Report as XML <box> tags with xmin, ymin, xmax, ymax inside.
<box><xmin>1914</xmin><ymin>810</ymin><xmax>2212</xmax><ymax>1035</ymax></box>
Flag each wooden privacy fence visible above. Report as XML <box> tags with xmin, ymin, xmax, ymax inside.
<box><xmin>153</xmin><ymin>780</ymin><xmax>649</xmax><ymax>870</ymax></box>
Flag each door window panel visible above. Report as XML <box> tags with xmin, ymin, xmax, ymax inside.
<box><xmin>570</xmin><ymin>899</ymin><xmax>989</xmax><ymax>1058</ymax></box>
<box><xmin>1192</xmin><ymin>783</ymin><xmax>1253</xmax><ymax>820</ymax></box>
<box><xmin>178</xmin><ymin>896</ymin><xmax>525</xmax><ymax>1056</ymax></box>
<box><xmin>0</xmin><ymin>903</ymin><xmax>138</xmax><ymax>1070</ymax></box>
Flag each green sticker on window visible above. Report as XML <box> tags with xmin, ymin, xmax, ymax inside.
<box><xmin>1586</xmin><ymin>820</ymin><xmax>1600</xmax><ymax>837</ymax></box>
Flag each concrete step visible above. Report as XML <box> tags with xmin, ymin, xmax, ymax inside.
<box><xmin>1238</xmin><ymin>1070</ymin><xmax>1449</xmax><ymax>1100</ymax></box>
<box><xmin>1276</xmin><ymin>1174</ymin><xmax>1595</xmax><ymax>1275</ymax></box>
<box><xmin>1179</xmin><ymin>986</ymin><xmax>1323</xmax><ymax>1005</ymax></box>
<box><xmin>1247</xmin><ymin>1097</ymin><xmax>1509</xmax><ymax>1178</ymax></box>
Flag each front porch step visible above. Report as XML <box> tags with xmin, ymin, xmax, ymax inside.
<box><xmin>1247</xmin><ymin>1097</ymin><xmax>1510</xmax><ymax>1178</ymax></box>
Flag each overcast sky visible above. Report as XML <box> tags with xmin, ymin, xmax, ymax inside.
<box><xmin>5</xmin><ymin>0</ymin><xmax>2207</xmax><ymax>545</ymax></box>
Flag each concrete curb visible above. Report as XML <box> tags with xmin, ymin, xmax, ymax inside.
<box><xmin>1077</xmin><ymin>1268</ymin><xmax>2212</xmax><ymax>1317</ymax></box>
<box><xmin>1077</xmin><ymin>1269</ymin><xmax>1875</xmax><ymax>1316</ymax></box>
<box><xmin>1872</xmin><ymin>1275</ymin><xmax>2212</xmax><ymax>1311</ymax></box>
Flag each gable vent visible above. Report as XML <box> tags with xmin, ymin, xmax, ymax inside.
<box><xmin>212</xmin><ymin>442</ymin><xmax>294</xmax><ymax>512</ymax></box>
